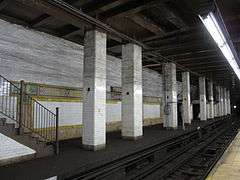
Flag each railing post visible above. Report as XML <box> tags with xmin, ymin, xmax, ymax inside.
<box><xmin>18</xmin><ymin>80</ymin><xmax>25</xmax><ymax>135</ymax></box>
<box><xmin>55</xmin><ymin>107</ymin><xmax>59</xmax><ymax>155</ymax></box>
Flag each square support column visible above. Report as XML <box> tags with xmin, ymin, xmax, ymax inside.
<box><xmin>207</xmin><ymin>80</ymin><xmax>214</xmax><ymax>119</ymax></box>
<box><xmin>199</xmin><ymin>77</ymin><xmax>207</xmax><ymax>121</ymax></box>
<box><xmin>82</xmin><ymin>30</ymin><xmax>107</xmax><ymax>151</ymax></box>
<box><xmin>224</xmin><ymin>88</ymin><xmax>228</xmax><ymax>115</ymax></box>
<box><xmin>163</xmin><ymin>63</ymin><xmax>177</xmax><ymax>128</ymax></box>
<box><xmin>219</xmin><ymin>86</ymin><xmax>222</xmax><ymax>116</ymax></box>
<box><xmin>206</xmin><ymin>103</ymin><xmax>210</xmax><ymax>119</ymax></box>
<box><xmin>226</xmin><ymin>89</ymin><xmax>229</xmax><ymax>115</ymax></box>
<box><xmin>216</xmin><ymin>86</ymin><xmax>221</xmax><ymax>117</ymax></box>
<box><xmin>227</xmin><ymin>90</ymin><xmax>231</xmax><ymax>115</ymax></box>
<box><xmin>220</xmin><ymin>87</ymin><xmax>224</xmax><ymax>116</ymax></box>
<box><xmin>214</xmin><ymin>103</ymin><xmax>217</xmax><ymax>117</ymax></box>
<box><xmin>229</xmin><ymin>90</ymin><xmax>231</xmax><ymax>114</ymax></box>
<box><xmin>222</xmin><ymin>87</ymin><xmax>226</xmax><ymax>116</ymax></box>
<box><xmin>121</xmin><ymin>43</ymin><xmax>143</xmax><ymax>140</ymax></box>
<box><xmin>190</xmin><ymin>104</ymin><xmax>193</xmax><ymax>121</ymax></box>
<box><xmin>182</xmin><ymin>72</ymin><xmax>191</xmax><ymax>124</ymax></box>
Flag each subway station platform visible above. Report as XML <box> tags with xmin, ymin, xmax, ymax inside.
<box><xmin>207</xmin><ymin>130</ymin><xmax>240</xmax><ymax>180</ymax></box>
<box><xmin>0</xmin><ymin>119</ymin><xmax>220</xmax><ymax>180</ymax></box>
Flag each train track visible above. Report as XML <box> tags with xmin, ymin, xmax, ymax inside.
<box><xmin>64</xmin><ymin>117</ymin><xmax>239</xmax><ymax>180</ymax></box>
<box><xmin>144</xmin><ymin>118</ymin><xmax>239</xmax><ymax>180</ymax></box>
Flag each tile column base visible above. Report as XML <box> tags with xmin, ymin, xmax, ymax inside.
<box><xmin>82</xmin><ymin>144</ymin><xmax>105</xmax><ymax>151</ymax></box>
<box><xmin>165</xmin><ymin>127</ymin><xmax>178</xmax><ymax>130</ymax></box>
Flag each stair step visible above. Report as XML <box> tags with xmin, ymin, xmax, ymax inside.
<box><xmin>0</xmin><ymin>126</ymin><xmax>55</xmax><ymax>158</ymax></box>
<box><xmin>0</xmin><ymin>133</ymin><xmax>36</xmax><ymax>166</ymax></box>
<box><xmin>0</xmin><ymin>114</ymin><xmax>54</xmax><ymax>159</ymax></box>
<box><xmin>9</xmin><ymin>133</ymin><xmax>55</xmax><ymax>158</ymax></box>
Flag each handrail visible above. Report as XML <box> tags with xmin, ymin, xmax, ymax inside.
<box><xmin>0</xmin><ymin>75</ymin><xmax>59</xmax><ymax>152</ymax></box>
<box><xmin>0</xmin><ymin>75</ymin><xmax>20</xmax><ymax>90</ymax></box>
<box><xmin>25</xmin><ymin>94</ymin><xmax>56</xmax><ymax>117</ymax></box>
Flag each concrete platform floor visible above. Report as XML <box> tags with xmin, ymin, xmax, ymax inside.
<box><xmin>207</xmin><ymin>130</ymin><xmax>240</xmax><ymax>180</ymax></box>
<box><xmin>0</xmin><ymin>119</ymin><xmax>219</xmax><ymax>180</ymax></box>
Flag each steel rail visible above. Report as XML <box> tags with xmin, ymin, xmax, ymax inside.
<box><xmin>145</xmin><ymin>117</ymin><xmax>239</xmax><ymax>180</ymax></box>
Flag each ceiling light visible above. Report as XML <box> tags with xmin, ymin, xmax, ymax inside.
<box><xmin>199</xmin><ymin>12</ymin><xmax>240</xmax><ymax>80</ymax></box>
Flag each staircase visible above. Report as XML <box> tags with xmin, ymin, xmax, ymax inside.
<box><xmin>0</xmin><ymin>75</ymin><xmax>59</xmax><ymax>165</ymax></box>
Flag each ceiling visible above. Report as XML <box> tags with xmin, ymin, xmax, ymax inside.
<box><xmin>0</xmin><ymin>0</ymin><xmax>239</xmax><ymax>98</ymax></box>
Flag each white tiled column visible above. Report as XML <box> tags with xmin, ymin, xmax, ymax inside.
<box><xmin>208</xmin><ymin>80</ymin><xmax>214</xmax><ymax>119</ymax></box>
<box><xmin>199</xmin><ymin>76</ymin><xmax>207</xmax><ymax>121</ymax></box>
<box><xmin>163</xmin><ymin>63</ymin><xmax>177</xmax><ymax>129</ymax></box>
<box><xmin>224</xmin><ymin>88</ymin><xmax>228</xmax><ymax>115</ymax></box>
<box><xmin>219</xmin><ymin>86</ymin><xmax>222</xmax><ymax>116</ymax></box>
<box><xmin>206</xmin><ymin>103</ymin><xmax>209</xmax><ymax>119</ymax></box>
<box><xmin>216</xmin><ymin>86</ymin><xmax>221</xmax><ymax>117</ymax></box>
<box><xmin>121</xmin><ymin>43</ymin><xmax>143</xmax><ymax>140</ymax></box>
<box><xmin>227</xmin><ymin>90</ymin><xmax>231</xmax><ymax>115</ymax></box>
<box><xmin>182</xmin><ymin>72</ymin><xmax>191</xmax><ymax>124</ymax></box>
<box><xmin>82</xmin><ymin>30</ymin><xmax>107</xmax><ymax>151</ymax></box>
<box><xmin>220</xmin><ymin>87</ymin><xmax>224</xmax><ymax>116</ymax></box>
<box><xmin>190</xmin><ymin>104</ymin><xmax>193</xmax><ymax>121</ymax></box>
<box><xmin>214</xmin><ymin>103</ymin><xmax>217</xmax><ymax>117</ymax></box>
<box><xmin>222</xmin><ymin>87</ymin><xmax>226</xmax><ymax>116</ymax></box>
<box><xmin>229</xmin><ymin>90</ymin><xmax>231</xmax><ymax>114</ymax></box>
<box><xmin>226</xmin><ymin>89</ymin><xmax>229</xmax><ymax>115</ymax></box>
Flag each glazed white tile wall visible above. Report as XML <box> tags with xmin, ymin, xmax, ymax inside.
<box><xmin>0</xmin><ymin>19</ymin><xmax>163</xmax><ymax>98</ymax></box>
<box><xmin>37</xmin><ymin>101</ymin><xmax>160</xmax><ymax>127</ymax></box>
<box><xmin>143</xmin><ymin>104</ymin><xmax>161</xmax><ymax>118</ymax></box>
<box><xmin>107</xmin><ymin>102</ymin><xmax>121</xmax><ymax>122</ymax></box>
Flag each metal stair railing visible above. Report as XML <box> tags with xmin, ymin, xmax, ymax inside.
<box><xmin>0</xmin><ymin>75</ymin><xmax>59</xmax><ymax>154</ymax></box>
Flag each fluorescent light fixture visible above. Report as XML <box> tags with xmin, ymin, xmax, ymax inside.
<box><xmin>199</xmin><ymin>12</ymin><xmax>240</xmax><ymax>80</ymax></box>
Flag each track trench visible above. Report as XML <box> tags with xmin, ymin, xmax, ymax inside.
<box><xmin>65</xmin><ymin>117</ymin><xmax>239</xmax><ymax>180</ymax></box>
